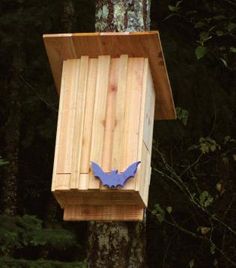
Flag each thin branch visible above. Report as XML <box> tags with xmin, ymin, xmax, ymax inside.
<box><xmin>220</xmin><ymin>0</ymin><xmax>236</xmax><ymax>8</ymax></box>
<box><xmin>150</xmin><ymin>211</ymin><xmax>236</xmax><ymax>267</ymax></box>
<box><xmin>18</xmin><ymin>74</ymin><xmax>58</xmax><ymax>112</ymax></box>
<box><xmin>179</xmin><ymin>153</ymin><xmax>203</xmax><ymax>178</ymax></box>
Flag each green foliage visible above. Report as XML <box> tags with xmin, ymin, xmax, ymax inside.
<box><xmin>176</xmin><ymin>106</ymin><xmax>189</xmax><ymax>126</ymax></box>
<box><xmin>0</xmin><ymin>258</ymin><xmax>86</xmax><ymax>268</ymax></box>
<box><xmin>0</xmin><ymin>215</ymin><xmax>78</xmax><ymax>256</ymax></box>
<box><xmin>152</xmin><ymin>204</ymin><xmax>165</xmax><ymax>223</ymax></box>
<box><xmin>168</xmin><ymin>0</ymin><xmax>183</xmax><ymax>13</ymax></box>
<box><xmin>150</xmin><ymin>2</ymin><xmax>236</xmax><ymax>266</ymax></box>
<box><xmin>198</xmin><ymin>191</ymin><xmax>214</xmax><ymax>208</ymax></box>
<box><xmin>195</xmin><ymin>46</ymin><xmax>207</xmax><ymax>60</ymax></box>
<box><xmin>151</xmin><ymin>133</ymin><xmax>236</xmax><ymax>266</ymax></box>
<box><xmin>167</xmin><ymin>0</ymin><xmax>236</xmax><ymax>69</ymax></box>
<box><xmin>198</xmin><ymin>137</ymin><xmax>221</xmax><ymax>154</ymax></box>
<box><xmin>0</xmin><ymin>156</ymin><xmax>9</xmax><ymax>166</ymax></box>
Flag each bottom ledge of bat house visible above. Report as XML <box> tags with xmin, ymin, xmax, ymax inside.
<box><xmin>63</xmin><ymin>205</ymin><xmax>144</xmax><ymax>221</ymax></box>
<box><xmin>54</xmin><ymin>189</ymin><xmax>145</xmax><ymax>205</ymax></box>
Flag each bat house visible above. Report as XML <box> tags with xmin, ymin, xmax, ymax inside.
<box><xmin>43</xmin><ymin>32</ymin><xmax>176</xmax><ymax>221</ymax></box>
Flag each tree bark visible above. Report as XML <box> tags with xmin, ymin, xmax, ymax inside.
<box><xmin>88</xmin><ymin>1</ymin><xmax>151</xmax><ymax>267</ymax></box>
<box><xmin>61</xmin><ymin>0</ymin><xmax>75</xmax><ymax>32</ymax></box>
<box><xmin>95</xmin><ymin>0</ymin><xmax>151</xmax><ymax>32</ymax></box>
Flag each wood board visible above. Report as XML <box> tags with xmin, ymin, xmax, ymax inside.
<box><xmin>63</xmin><ymin>205</ymin><xmax>144</xmax><ymax>221</ymax></box>
<box><xmin>43</xmin><ymin>32</ymin><xmax>176</xmax><ymax>120</ymax></box>
<box><xmin>50</xmin><ymin>55</ymin><xmax>162</xmax><ymax>220</ymax></box>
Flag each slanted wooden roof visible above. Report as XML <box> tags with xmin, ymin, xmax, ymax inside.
<box><xmin>43</xmin><ymin>32</ymin><xmax>176</xmax><ymax>120</ymax></box>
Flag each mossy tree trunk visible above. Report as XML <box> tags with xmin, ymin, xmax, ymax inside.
<box><xmin>88</xmin><ymin>1</ymin><xmax>151</xmax><ymax>267</ymax></box>
<box><xmin>95</xmin><ymin>0</ymin><xmax>150</xmax><ymax>32</ymax></box>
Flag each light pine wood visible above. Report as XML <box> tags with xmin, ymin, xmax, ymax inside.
<box><xmin>122</xmin><ymin>58</ymin><xmax>144</xmax><ymax>190</ymax></box>
<box><xmin>56</xmin><ymin>60</ymin><xmax>79</xmax><ymax>174</ymax></box>
<box><xmin>143</xmin><ymin>63</ymin><xmax>155</xmax><ymax>152</ymax></box>
<box><xmin>78</xmin><ymin>174</ymin><xmax>89</xmax><ymax>190</ymax></box>
<box><xmin>111</xmin><ymin>55</ymin><xmax>128</xmax><ymax>171</ymax></box>
<box><xmin>70</xmin><ymin>56</ymin><xmax>89</xmax><ymax>189</ymax></box>
<box><xmin>134</xmin><ymin>59</ymin><xmax>155</xmax><ymax>205</ymax></box>
<box><xmin>63</xmin><ymin>205</ymin><xmax>144</xmax><ymax>221</ymax></box>
<box><xmin>49</xmin><ymin>54</ymin><xmax>168</xmax><ymax>220</ymax></box>
<box><xmin>80</xmin><ymin>59</ymin><xmax>98</xmax><ymax>174</ymax></box>
<box><xmin>89</xmin><ymin>56</ymin><xmax>111</xmax><ymax>189</ymax></box>
<box><xmin>51</xmin><ymin>60</ymin><xmax>79</xmax><ymax>191</ymax></box>
<box><xmin>140</xmin><ymin>143</ymin><xmax>151</xmax><ymax>206</ymax></box>
<box><xmin>143</xmin><ymin>165</ymin><xmax>152</xmax><ymax>206</ymax></box>
<box><xmin>102</xmin><ymin>58</ymin><xmax>119</xmax><ymax>172</ymax></box>
<box><xmin>140</xmin><ymin>64</ymin><xmax>155</xmax><ymax>205</ymax></box>
<box><xmin>53</xmin><ymin>174</ymin><xmax>71</xmax><ymax>191</ymax></box>
<box><xmin>43</xmin><ymin>32</ymin><xmax>176</xmax><ymax>120</ymax></box>
<box><xmin>51</xmin><ymin>61</ymin><xmax>67</xmax><ymax>191</ymax></box>
<box><xmin>135</xmin><ymin>59</ymin><xmax>149</xmax><ymax>192</ymax></box>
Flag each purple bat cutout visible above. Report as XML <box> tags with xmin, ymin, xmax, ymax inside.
<box><xmin>91</xmin><ymin>161</ymin><xmax>141</xmax><ymax>188</ymax></box>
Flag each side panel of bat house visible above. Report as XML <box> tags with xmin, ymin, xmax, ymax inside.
<box><xmin>136</xmin><ymin>60</ymin><xmax>155</xmax><ymax>206</ymax></box>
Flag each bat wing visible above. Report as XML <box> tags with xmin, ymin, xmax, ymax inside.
<box><xmin>91</xmin><ymin>162</ymin><xmax>111</xmax><ymax>187</ymax></box>
<box><xmin>118</xmin><ymin>161</ymin><xmax>141</xmax><ymax>186</ymax></box>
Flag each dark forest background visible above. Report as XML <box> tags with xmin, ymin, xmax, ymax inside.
<box><xmin>0</xmin><ymin>0</ymin><xmax>235</xmax><ymax>267</ymax></box>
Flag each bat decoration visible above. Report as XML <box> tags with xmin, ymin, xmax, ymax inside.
<box><xmin>91</xmin><ymin>161</ymin><xmax>141</xmax><ymax>188</ymax></box>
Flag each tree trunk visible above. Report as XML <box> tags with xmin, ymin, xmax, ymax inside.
<box><xmin>88</xmin><ymin>1</ymin><xmax>151</xmax><ymax>267</ymax></box>
<box><xmin>61</xmin><ymin>0</ymin><xmax>75</xmax><ymax>32</ymax></box>
<box><xmin>95</xmin><ymin>0</ymin><xmax>150</xmax><ymax>32</ymax></box>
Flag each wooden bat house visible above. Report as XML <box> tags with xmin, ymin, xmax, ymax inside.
<box><xmin>43</xmin><ymin>32</ymin><xmax>176</xmax><ymax>221</ymax></box>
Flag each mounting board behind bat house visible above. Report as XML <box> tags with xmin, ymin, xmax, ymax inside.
<box><xmin>43</xmin><ymin>32</ymin><xmax>176</xmax><ymax>221</ymax></box>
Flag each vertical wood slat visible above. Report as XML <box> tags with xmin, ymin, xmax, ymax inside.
<box><xmin>70</xmin><ymin>56</ymin><xmax>89</xmax><ymax>189</ymax></box>
<box><xmin>140</xmin><ymin>143</ymin><xmax>151</xmax><ymax>206</ymax></box>
<box><xmin>102</xmin><ymin>58</ymin><xmax>119</xmax><ymax>172</ymax></box>
<box><xmin>136</xmin><ymin>60</ymin><xmax>155</xmax><ymax>195</ymax></box>
<box><xmin>143</xmin><ymin>165</ymin><xmax>152</xmax><ymax>206</ymax></box>
<box><xmin>122</xmin><ymin>58</ymin><xmax>145</xmax><ymax>190</ymax></box>
<box><xmin>89</xmin><ymin>56</ymin><xmax>111</xmax><ymax>189</ymax></box>
<box><xmin>111</xmin><ymin>55</ymin><xmax>128</xmax><ymax>171</ymax></box>
<box><xmin>135</xmin><ymin>59</ymin><xmax>149</xmax><ymax>192</ymax></box>
<box><xmin>80</xmin><ymin>59</ymin><xmax>98</xmax><ymax>173</ymax></box>
<box><xmin>52</xmin><ymin>59</ymin><xmax>80</xmax><ymax>190</ymax></box>
<box><xmin>56</xmin><ymin>60</ymin><xmax>79</xmax><ymax>174</ymax></box>
<box><xmin>79</xmin><ymin>59</ymin><xmax>98</xmax><ymax>190</ymax></box>
<box><xmin>53</xmin><ymin>174</ymin><xmax>71</xmax><ymax>191</ymax></box>
<box><xmin>143</xmin><ymin>64</ymin><xmax>155</xmax><ymax>152</ymax></box>
<box><xmin>140</xmin><ymin>64</ymin><xmax>155</xmax><ymax>204</ymax></box>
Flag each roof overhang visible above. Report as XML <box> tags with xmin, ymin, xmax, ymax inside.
<box><xmin>43</xmin><ymin>32</ymin><xmax>176</xmax><ymax>120</ymax></box>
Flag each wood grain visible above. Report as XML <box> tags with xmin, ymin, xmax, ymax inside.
<box><xmin>54</xmin><ymin>190</ymin><xmax>145</xmax><ymax>206</ymax></box>
<box><xmin>63</xmin><ymin>205</ymin><xmax>144</xmax><ymax>221</ymax></box>
<box><xmin>122</xmin><ymin>58</ymin><xmax>144</xmax><ymax>190</ymax></box>
<box><xmin>50</xmin><ymin>55</ymin><xmax>156</xmax><ymax>220</ymax></box>
<box><xmin>102</xmin><ymin>58</ymin><xmax>119</xmax><ymax>172</ymax></box>
<box><xmin>51</xmin><ymin>60</ymin><xmax>79</xmax><ymax>191</ymax></box>
<box><xmin>43</xmin><ymin>32</ymin><xmax>176</xmax><ymax>120</ymax></box>
<box><xmin>111</xmin><ymin>55</ymin><xmax>128</xmax><ymax>171</ymax></box>
<box><xmin>89</xmin><ymin>56</ymin><xmax>111</xmax><ymax>189</ymax></box>
<box><xmin>80</xmin><ymin>59</ymin><xmax>98</xmax><ymax>174</ymax></box>
<box><xmin>70</xmin><ymin>56</ymin><xmax>89</xmax><ymax>189</ymax></box>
